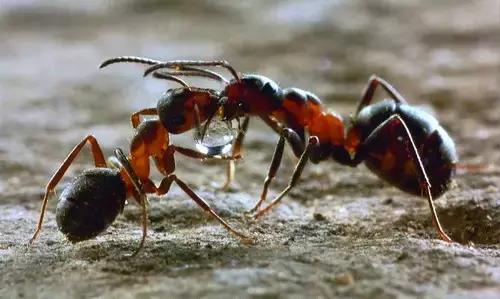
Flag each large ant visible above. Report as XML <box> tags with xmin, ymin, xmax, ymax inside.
<box><xmin>106</xmin><ymin>56</ymin><xmax>456</xmax><ymax>243</ymax></box>
<box><xmin>28</xmin><ymin>68</ymin><xmax>250</xmax><ymax>253</ymax></box>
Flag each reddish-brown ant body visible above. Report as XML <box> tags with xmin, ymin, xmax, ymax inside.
<box><xmin>34</xmin><ymin>55</ymin><xmax>456</xmax><ymax>248</ymax></box>
<box><xmin>28</xmin><ymin>65</ymin><xmax>249</xmax><ymax>253</ymax></box>
<box><xmin>29</xmin><ymin>144</ymin><xmax>148</xmax><ymax>249</ymax></box>
<box><xmin>140</xmin><ymin>57</ymin><xmax>458</xmax><ymax>242</ymax></box>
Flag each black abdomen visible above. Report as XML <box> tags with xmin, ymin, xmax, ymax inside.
<box><xmin>56</xmin><ymin>168</ymin><xmax>126</xmax><ymax>242</ymax></box>
<box><xmin>356</xmin><ymin>100</ymin><xmax>458</xmax><ymax>198</ymax></box>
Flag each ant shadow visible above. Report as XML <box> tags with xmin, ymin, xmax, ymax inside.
<box><xmin>393</xmin><ymin>199</ymin><xmax>499</xmax><ymax>246</ymax></box>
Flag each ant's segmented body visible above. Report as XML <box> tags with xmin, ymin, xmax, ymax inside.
<box><xmin>140</xmin><ymin>57</ymin><xmax>458</xmax><ymax>242</ymax></box>
<box><xmin>28</xmin><ymin>136</ymin><xmax>149</xmax><ymax>253</ymax></box>
<box><xmin>28</xmin><ymin>55</ymin><xmax>458</xmax><ymax>253</ymax></box>
<box><xmin>230</xmin><ymin>74</ymin><xmax>457</xmax><ymax>242</ymax></box>
<box><xmin>29</xmin><ymin>71</ymin><xmax>249</xmax><ymax>253</ymax></box>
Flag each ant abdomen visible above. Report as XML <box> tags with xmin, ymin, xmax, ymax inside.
<box><xmin>354</xmin><ymin>100</ymin><xmax>458</xmax><ymax>198</ymax></box>
<box><xmin>56</xmin><ymin>168</ymin><xmax>127</xmax><ymax>242</ymax></box>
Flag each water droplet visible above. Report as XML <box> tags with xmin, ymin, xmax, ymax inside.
<box><xmin>195</xmin><ymin>118</ymin><xmax>235</xmax><ymax>156</ymax></box>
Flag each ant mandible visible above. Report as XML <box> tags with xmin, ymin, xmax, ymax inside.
<box><xmin>28</xmin><ymin>69</ymin><xmax>249</xmax><ymax>254</ymax></box>
<box><xmin>99</xmin><ymin>56</ymin><xmax>457</xmax><ymax>242</ymax></box>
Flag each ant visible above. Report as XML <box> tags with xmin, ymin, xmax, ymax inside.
<box><xmin>28</xmin><ymin>67</ymin><xmax>250</xmax><ymax>254</ymax></box>
<box><xmin>142</xmin><ymin>57</ymin><xmax>458</xmax><ymax>243</ymax></box>
<box><xmin>28</xmin><ymin>145</ymin><xmax>149</xmax><ymax>254</ymax></box>
<box><xmin>98</xmin><ymin>56</ymin><xmax>457</xmax><ymax>242</ymax></box>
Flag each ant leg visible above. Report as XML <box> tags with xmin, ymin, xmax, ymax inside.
<box><xmin>222</xmin><ymin>116</ymin><xmax>250</xmax><ymax>190</ymax></box>
<box><xmin>156</xmin><ymin>174</ymin><xmax>250</xmax><ymax>241</ymax></box>
<box><xmin>130</xmin><ymin>189</ymin><xmax>148</xmax><ymax>257</ymax></box>
<box><xmin>248</xmin><ymin>128</ymin><xmax>302</xmax><ymax>213</ymax></box>
<box><xmin>260</xmin><ymin>115</ymin><xmax>282</xmax><ymax>135</ymax></box>
<box><xmin>260</xmin><ymin>116</ymin><xmax>305</xmax><ymax>157</ymax></box>
<box><xmin>153</xmin><ymin>144</ymin><xmax>239</xmax><ymax>185</ymax></box>
<box><xmin>143</xmin><ymin>60</ymin><xmax>239</xmax><ymax>81</ymax></box>
<box><xmin>29</xmin><ymin>135</ymin><xmax>107</xmax><ymax>244</ymax></box>
<box><xmin>247</xmin><ymin>129</ymin><xmax>284</xmax><ymax>214</ymax></box>
<box><xmin>254</xmin><ymin>136</ymin><xmax>319</xmax><ymax>219</ymax></box>
<box><xmin>130</xmin><ymin>108</ymin><xmax>157</xmax><ymax>128</ymax></box>
<box><xmin>355</xmin><ymin>75</ymin><xmax>408</xmax><ymax>114</ymax></box>
<box><xmin>112</xmin><ymin>148</ymin><xmax>150</xmax><ymax>257</ymax></box>
<box><xmin>360</xmin><ymin>115</ymin><xmax>452</xmax><ymax>242</ymax></box>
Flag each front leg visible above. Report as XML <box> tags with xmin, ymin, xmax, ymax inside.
<box><xmin>249</xmin><ymin>124</ymin><xmax>317</xmax><ymax>217</ymax></box>
<box><xmin>222</xmin><ymin>116</ymin><xmax>250</xmax><ymax>190</ymax></box>
<box><xmin>155</xmin><ymin>174</ymin><xmax>250</xmax><ymax>242</ymax></box>
<box><xmin>130</xmin><ymin>108</ymin><xmax>157</xmax><ymax>128</ymax></box>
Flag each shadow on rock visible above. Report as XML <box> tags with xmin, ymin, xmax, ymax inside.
<box><xmin>394</xmin><ymin>199</ymin><xmax>499</xmax><ymax>245</ymax></box>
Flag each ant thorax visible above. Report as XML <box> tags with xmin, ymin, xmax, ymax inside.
<box><xmin>195</xmin><ymin>116</ymin><xmax>236</xmax><ymax>156</ymax></box>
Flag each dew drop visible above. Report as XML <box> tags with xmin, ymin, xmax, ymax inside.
<box><xmin>195</xmin><ymin>118</ymin><xmax>235</xmax><ymax>156</ymax></box>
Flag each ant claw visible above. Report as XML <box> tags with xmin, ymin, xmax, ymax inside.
<box><xmin>243</xmin><ymin>207</ymin><xmax>258</xmax><ymax>217</ymax></box>
<box><xmin>241</xmin><ymin>236</ymin><xmax>256</xmax><ymax>246</ymax></box>
<box><xmin>439</xmin><ymin>232</ymin><xmax>454</xmax><ymax>244</ymax></box>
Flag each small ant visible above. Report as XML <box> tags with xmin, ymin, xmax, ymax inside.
<box><xmin>28</xmin><ymin>77</ymin><xmax>249</xmax><ymax>254</ymax></box>
<box><xmin>28</xmin><ymin>144</ymin><xmax>149</xmax><ymax>254</ymax></box>
<box><xmin>97</xmin><ymin>56</ymin><xmax>457</xmax><ymax>242</ymax></box>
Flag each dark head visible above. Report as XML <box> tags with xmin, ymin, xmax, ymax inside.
<box><xmin>349</xmin><ymin>100</ymin><xmax>458</xmax><ymax>198</ymax></box>
<box><xmin>56</xmin><ymin>168</ymin><xmax>127</xmax><ymax>242</ymax></box>
<box><xmin>219</xmin><ymin>74</ymin><xmax>283</xmax><ymax>120</ymax></box>
<box><xmin>157</xmin><ymin>88</ymin><xmax>220</xmax><ymax>134</ymax></box>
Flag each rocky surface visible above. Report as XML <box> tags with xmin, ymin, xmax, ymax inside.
<box><xmin>1</xmin><ymin>1</ymin><xmax>499</xmax><ymax>298</ymax></box>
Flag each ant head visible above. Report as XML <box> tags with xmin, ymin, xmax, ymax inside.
<box><xmin>158</xmin><ymin>88</ymin><xmax>220</xmax><ymax>134</ymax></box>
<box><xmin>56</xmin><ymin>168</ymin><xmax>127</xmax><ymax>242</ymax></box>
<box><xmin>219</xmin><ymin>74</ymin><xmax>283</xmax><ymax>121</ymax></box>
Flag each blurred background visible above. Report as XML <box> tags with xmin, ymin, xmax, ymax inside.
<box><xmin>1</xmin><ymin>1</ymin><xmax>499</xmax><ymax>298</ymax></box>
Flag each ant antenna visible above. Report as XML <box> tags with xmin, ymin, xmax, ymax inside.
<box><xmin>99</xmin><ymin>56</ymin><xmax>161</xmax><ymax>68</ymax></box>
<box><xmin>156</xmin><ymin>69</ymin><xmax>229</xmax><ymax>84</ymax></box>
<box><xmin>143</xmin><ymin>60</ymin><xmax>240</xmax><ymax>82</ymax></box>
<box><xmin>99</xmin><ymin>56</ymin><xmax>229</xmax><ymax>84</ymax></box>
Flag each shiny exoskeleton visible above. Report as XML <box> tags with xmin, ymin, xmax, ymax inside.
<box><xmin>28</xmin><ymin>78</ymin><xmax>249</xmax><ymax>254</ymax></box>
<box><xmin>222</xmin><ymin>73</ymin><xmax>456</xmax><ymax>196</ymax></box>
<box><xmin>56</xmin><ymin>167</ymin><xmax>127</xmax><ymax>242</ymax></box>
<box><xmin>28</xmin><ymin>137</ymin><xmax>149</xmax><ymax>254</ymax></box>
<box><xmin>99</xmin><ymin>56</ymin><xmax>458</xmax><ymax>242</ymax></box>
<box><xmin>217</xmin><ymin>71</ymin><xmax>457</xmax><ymax>242</ymax></box>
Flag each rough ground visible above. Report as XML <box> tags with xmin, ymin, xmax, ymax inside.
<box><xmin>0</xmin><ymin>1</ymin><xmax>499</xmax><ymax>298</ymax></box>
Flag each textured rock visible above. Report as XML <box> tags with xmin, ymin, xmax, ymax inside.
<box><xmin>1</xmin><ymin>1</ymin><xmax>499</xmax><ymax>298</ymax></box>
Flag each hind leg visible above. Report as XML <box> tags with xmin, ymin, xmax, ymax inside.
<box><xmin>29</xmin><ymin>135</ymin><xmax>107</xmax><ymax>244</ymax></box>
